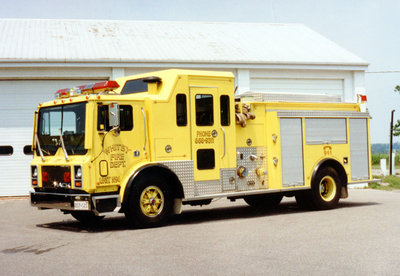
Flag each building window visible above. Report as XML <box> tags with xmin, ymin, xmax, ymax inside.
<box><xmin>23</xmin><ymin>145</ymin><xmax>33</xmax><ymax>155</ymax></box>
<box><xmin>195</xmin><ymin>94</ymin><xmax>213</xmax><ymax>126</ymax></box>
<box><xmin>220</xmin><ymin>95</ymin><xmax>230</xmax><ymax>126</ymax></box>
<box><xmin>197</xmin><ymin>149</ymin><xmax>215</xmax><ymax>170</ymax></box>
<box><xmin>176</xmin><ymin>94</ymin><xmax>187</xmax><ymax>126</ymax></box>
<box><xmin>98</xmin><ymin>105</ymin><xmax>133</xmax><ymax>131</ymax></box>
<box><xmin>0</xmin><ymin>146</ymin><xmax>13</xmax><ymax>156</ymax></box>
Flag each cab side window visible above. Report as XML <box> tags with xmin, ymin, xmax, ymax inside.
<box><xmin>176</xmin><ymin>94</ymin><xmax>187</xmax><ymax>126</ymax></box>
<box><xmin>98</xmin><ymin>105</ymin><xmax>133</xmax><ymax>131</ymax></box>
<box><xmin>220</xmin><ymin>95</ymin><xmax>230</xmax><ymax>126</ymax></box>
<box><xmin>195</xmin><ymin>94</ymin><xmax>213</xmax><ymax>126</ymax></box>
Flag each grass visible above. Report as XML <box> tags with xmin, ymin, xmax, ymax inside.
<box><xmin>371</xmin><ymin>164</ymin><xmax>400</xmax><ymax>169</ymax></box>
<box><xmin>368</xmin><ymin>175</ymin><xmax>400</xmax><ymax>191</ymax></box>
<box><xmin>371</xmin><ymin>153</ymin><xmax>400</xmax><ymax>168</ymax></box>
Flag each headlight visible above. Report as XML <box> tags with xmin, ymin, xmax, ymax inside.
<box><xmin>31</xmin><ymin>166</ymin><xmax>38</xmax><ymax>186</ymax></box>
<box><xmin>74</xmin><ymin>166</ymin><xmax>82</xmax><ymax>179</ymax></box>
<box><xmin>32</xmin><ymin>166</ymin><xmax>38</xmax><ymax>178</ymax></box>
<box><xmin>74</xmin><ymin>165</ymin><xmax>83</xmax><ymax>189</ymax></box>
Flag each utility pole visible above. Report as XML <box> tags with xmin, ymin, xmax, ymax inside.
<box><xmin>389</xmin><ymin>110</ymin><xmax>395</xmax><ymax>175</ymax></box>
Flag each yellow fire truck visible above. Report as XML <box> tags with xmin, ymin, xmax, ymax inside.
<box><xmin>30</xmin><ymin>69</ymin><xmax>372</xmax><ymax>227</ymax></box>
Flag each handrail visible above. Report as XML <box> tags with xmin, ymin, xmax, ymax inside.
<box><xmin>220</xmin><ymin>126</ymin><xmax>226</xmax><ymax>159</ymax></box>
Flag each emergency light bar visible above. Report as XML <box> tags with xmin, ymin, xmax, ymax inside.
<box><xmin>55</xmin><ymin>81</ymin><xmax>120</xmax><ymax>99</ymax></box>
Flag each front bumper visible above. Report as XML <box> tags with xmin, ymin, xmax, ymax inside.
<box><xmin>30</xmin><ymin>191</ymin><xmax>120</xmax><ymax>215</ymax></box>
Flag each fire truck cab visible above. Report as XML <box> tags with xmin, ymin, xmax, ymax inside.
<box><xmin>30</xmin><ymin>69</ymin><xmax>373</xmax><ymax>227</ymax></box>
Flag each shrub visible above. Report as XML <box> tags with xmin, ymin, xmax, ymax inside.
<box><xmin>371</xmin><ymin>153</ymin><xmax>400</xmax><ymax>166</ymax></box>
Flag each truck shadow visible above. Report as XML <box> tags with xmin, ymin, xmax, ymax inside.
<box><xmin>36</xmin><ymin>200</ymin><xmax>380</xmax><ymax>233</ymax></box>
<box><xmin>171</xmin><ymin>200</ymin><xmax>380</xmax><ymax>226</ymax></box>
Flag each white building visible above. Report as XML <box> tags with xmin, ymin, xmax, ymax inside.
<box><xmin>0</xmin><ymin>19</ymin><xmax>368</xmax><ymax>196</ymax></box>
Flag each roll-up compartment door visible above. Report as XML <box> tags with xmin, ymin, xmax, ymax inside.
<box><xmin>280</xmin><ymin>118</ymin><xmax>304</xmax><ymax>187</ymax></box>
<box><xmin>349</xmin><ymin>119</ymin><xmax>369</xmax><ymax>180</ymax></box>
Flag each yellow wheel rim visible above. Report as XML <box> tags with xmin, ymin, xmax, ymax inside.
<box><xmin>140</xmin><ymin>186</ymin><xmax>164</xmax><ymax>217</ymax></box>
<box><xmin>319</xmin><ymin>176</ymin><xmax>336</xmax><ymax>202</ymax></box>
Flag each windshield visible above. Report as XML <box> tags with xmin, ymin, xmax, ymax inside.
<box><xmin>37</xmin><ymin>102</ymin><xmax>87</xmax><ymax>156</ymax></box>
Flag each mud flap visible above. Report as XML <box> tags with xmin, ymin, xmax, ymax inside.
<box><xmin>340</xmin><ymin>186</ymin><xmax>348</xmax><ymax>199</ymax></box>
<box><xmin>174</xmin><ymin>198</ymin><xmax>183</xmax><ymax>214</ymax></box>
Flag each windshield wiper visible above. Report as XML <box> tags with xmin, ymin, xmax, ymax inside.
<box><xmin>59</xmin><ymin>129</ymin><xmax>70</xmax><ymax>161</ymax></box>
<box><xmin>35</xmin><ymin>133</ymin><xmax>45</xmax><ymax>162</ymax></box>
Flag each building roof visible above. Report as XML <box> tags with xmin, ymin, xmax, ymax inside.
<box><xmin>0</xmin><ymin>19</ymin><xmax>368</xmax><ymax>67</ymax></box>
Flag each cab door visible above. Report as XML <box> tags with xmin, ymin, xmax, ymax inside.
<box><xmin>94</xmin><ymin>101</ymin><xmax>146</xmax><ymax>189</ymax></box>
<box><xmin>189</xmin><ymin>87</ymin><xmax>234</xmax><ymax>182</ymax></box>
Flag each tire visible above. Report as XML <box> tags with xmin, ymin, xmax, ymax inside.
<box><xmin>244</xmin><ymin>193</ymin><xmax>283</xmax><ymax>210</ymax></box>
<box><xmin>310</xmin><ymin>167</ymin><xmax>342</xmax><ymax>210</ymax></box>
<box><xmin>124</xmin><ymin>174</ymin><xmax>173</xmax><ymax>228</ymax></box>
<box><xmin>70</xmin><ymin>211</ymin><xmax>104</xmax><ymax>225</ymax></box>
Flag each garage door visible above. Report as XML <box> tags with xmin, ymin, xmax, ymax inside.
<box><xmin>250</xmin><ymin>77</ymin><xmax>344</xmax><ymax>96</ymax></box>
<box><xmin>0</xmin><ymin>79</ymin><xmax>105</xmax><ymax>196</ymax></box>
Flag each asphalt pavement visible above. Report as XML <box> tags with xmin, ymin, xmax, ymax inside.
<box><xmin>1</xmin><ymin>189</ymin><xmax>400</xmax><ymax>275</ymax></box>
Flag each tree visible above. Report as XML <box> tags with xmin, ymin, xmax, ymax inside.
<box><xmin>394</xmin><ymin>86</ymin><xmax>400</xmax><ymax>136</ymax></box>
<box><xmin>394</xmin><ymin>120</ymin><xmax>400</xmax><ymax>137</ymax></box>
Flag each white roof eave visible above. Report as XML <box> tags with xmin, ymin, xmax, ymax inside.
<box><xmin>0</xmin><ymin>59</ymin><xmax>369</xmax><ymax>71</ymax></box>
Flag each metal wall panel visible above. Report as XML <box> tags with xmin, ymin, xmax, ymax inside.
<box><xmin>305</xmin><ymin>118</ymin><xmax>347</xmax><ymax>144</ymax></box>
<box><xmin>280</xmin><ymin>118</ymin><xmax>304</xmax><ymax>187</ymax></box>
<box><xmin>349</xmin><ymin>119</ymin><xmax>369</xmax><ymax>180</ymax></box>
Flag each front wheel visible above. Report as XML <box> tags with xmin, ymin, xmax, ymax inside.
<box><xmin>311</xmin><ymin>167</ymin><xmax>342</xmax><ymax>210</ymax></box>
<box><xmin>124</xmin><ymin>175</ymin><xmax>173</xmax><ymax>228</ymax></box>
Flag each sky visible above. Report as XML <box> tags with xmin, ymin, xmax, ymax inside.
<box><xmin>0</xmin><ymin>0</ymin><xmax>399</xmax><ymax>143</ymax></box>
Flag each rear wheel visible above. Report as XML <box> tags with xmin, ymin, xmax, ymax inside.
<box><xmin>124</xmin><ymin>174</ymin><xmax>173</xmax><ymax>228</ymax></box>
<box><xmin>311</xmin><ymin>167</ymin><xmax>341</xmax><ymax>210</ymax></box>
<box><xmin>244</xmin><ymin>193</ymin><xmax>283</xmax><ymax>210</ymax></box>
<box><xmin>70</xmin><ymin>211</ymin><xmax>104</xmax><ymax>225</ymax></box>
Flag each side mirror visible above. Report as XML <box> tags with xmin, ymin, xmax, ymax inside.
<box><xmin>108</xmin><ymin>102</ymin><xmax>120</xmax><ymax>128</ymax></box>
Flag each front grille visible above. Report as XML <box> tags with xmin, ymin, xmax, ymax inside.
<box><xmin>42</xmin><ymin>166</ymin><xmax>71</xmax><ymax>189</ymax></box>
